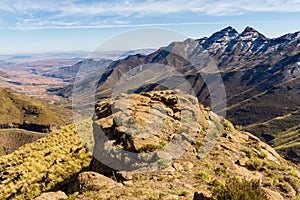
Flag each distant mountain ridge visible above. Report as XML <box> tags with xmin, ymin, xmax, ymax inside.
<box><xmin>199</xmin><ymin>26</ymin><xmax>299</xmax><ymax>58</ymax></box>
<box><xmin>41</xmin><ymin>58</ymin><xmax>112</xmax><ymax>83</ymax></box>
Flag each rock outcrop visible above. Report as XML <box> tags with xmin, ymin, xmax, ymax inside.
<box><xmin>85</xmin><ymin>90</ymin><xmax>300</xmax><ymax>199</ymax></box>
<box><xmin>76</xmin><ymin>171</ymin><xmax>118</xmax><ymax>193</ymax></box>
<box><xmin>92</xmin><ymin>90</ymin><xmax>202</xmax><ymax>174</ymax></box>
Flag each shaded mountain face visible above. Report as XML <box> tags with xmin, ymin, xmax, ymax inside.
<box><xmin>46</xmin><ymin>58</ymin><xmax>112</xmax><ymax>99</ymax></box>
<box><xmin>92</xmin><ymin>27</ymin><xmax>300</xmax><ymax>162</ymax></box>
<box><xmin>42</xmin><ymin>58</ymin><xmax>112</xmax><ymax>83</ymax></box>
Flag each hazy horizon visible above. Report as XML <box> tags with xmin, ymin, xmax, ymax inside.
<box><xmin>0</xmin><ymin>0</ymin><xmax>300</xmax><ymax>54</ymax></box>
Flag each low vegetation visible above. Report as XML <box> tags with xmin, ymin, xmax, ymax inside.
<box><xmin>0</xmin><ymin>125</ymin><xmax>91</xmax><ymax>199</ymax></box>
<box><xmin>213</xmin><ymin>177</ymin><xmax>269</xmax><ymax>200</ymax></box>
<box><xmin>246</xmin><ymin>109</ymin><xmax>300</xmax><ymax>163</ymax></box>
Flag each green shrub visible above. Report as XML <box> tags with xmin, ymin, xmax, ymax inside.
<box><xmin>157</xmin><ymin>159</ymin><xmax>170</xmax><ymax>169</ymax></box>
<box><xmin>204</xmin><ymin>162</ymin><xmax>211</xmax><ymax>169</ymax></box>
<box><xmin>210</xmin><ymin>179</ymin><xmax>223</xmax><ymax>187</ymax></box>
<box><xmin>214</xmin><ymin>166</ymin><xmax>227</xmax><ymax>177</ymax></box>
<box><xmin>170</xmin><ymin>187</ymin><xmax>189</xmax><ymax>196</ymax></box>
<box><xmin>213</xmin><ymin>177</ymin><xmax>269</xmax><ymax>200</ymax></box>
<box><xmin>245</xmin><ymin>159</ymin><xmax>264</xmax><ymax>171</ymax></box>
<box><xmin>197</xmin><ymin>171</ymin><xmax>212</xmax><ymax>183</ymax></box>
<box><xmin>138</xmin><ymin>142</ymin><xmax>167</xmax><ymax>152</ymax></box>
<box><xmin>241</xmin><ymin>148</ymin><xmax>253</xmax><ymax>158</ymax></box>
<box><xmin>275</xmin><ymin>180</ymin><xmax>293</xmax><ymax>194</ymax></box>
<box><xmin>192</xmin><ymin>141</ymin><xmax>203</xmax><ymax>153</ymax></box>
<box><xmin>258</xmin><ymin>150</ymin><xmax>267</xmax><ymax>159</ymax></box>
<box><xmin>292</xmin><ymin>195</ymin><xmax>300</xmax><ymax>200</ymax></box>
<box><xmin>263</xmin><ymin>160</ymin><xmax>278</xmax><ymax>170</ymax></box>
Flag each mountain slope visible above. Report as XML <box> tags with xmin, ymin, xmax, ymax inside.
<box><xmin>42</xmin><ymin>58</ymin><xmax>112</xmax><ymax>83</ymax></box>
<box><xmin>95</xmin><ymin>26</ymin><xmax>300</xmax><ymax>124</ymax></box>
<box><xmin>47</xmin><ymin>58</ymin><xmax>113</xmax><ymax>110</ymax></box>
<box><xmin>0</xmin><ymin>87</ymin><xmax>73</xmax><ymax>155</ymax></box>
<box><xmin>246</xmin><ymin>109</ymin><xmax>300</xmax><ymax>163</ymax></box>
<box><xmin>0</xmin><ymin>124</ymin><xmax>91</xmax><ymax>199</ymax></box>
<box><xmin>0</xmin><ymin>87</ymin><xmax>72</xmax><ymax>131</ymax></box>
<box><xmin>92</xmin><ymin>27</ymin><xmax>300</xmax><ymax>163</ymax></box>
<box><xmin>0</xmin><ymin>129</ymin><xmax>43</xmax><ymax>156</ymax></box>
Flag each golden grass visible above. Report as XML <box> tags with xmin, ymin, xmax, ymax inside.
<box><xmin>0</xmin><ymin>124</ymin><xmax>92</xmax><ymax>199</ymax></box>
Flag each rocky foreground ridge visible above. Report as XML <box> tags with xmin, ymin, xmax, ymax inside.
<box><xmin>0</xmin><ymin>90</ymin><xmax>300</xmax><ymax>199</ymax></box>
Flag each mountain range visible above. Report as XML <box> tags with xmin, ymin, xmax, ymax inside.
<box><xmin>82</xmin><ymin>26</ymin><xmax>299</xmax><ymax>163</ymax></box>
<box><xmin>20</xmin><ymin>26</ymin><xmax>298</xmax><ymax>163</ymax></box>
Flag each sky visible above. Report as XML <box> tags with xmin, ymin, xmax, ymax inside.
<box><xmin>0</xmin><ymin>0</ymin><xmax>300</xmax><ymax>54</ymax></box>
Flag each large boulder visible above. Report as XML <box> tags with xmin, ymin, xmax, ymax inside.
<box><xmin>92</xmin><ymin>90</ymin><xmax>202</xmax><ymax>174</ymax></box>
<box><xmin>34</xmin><ymin>191</ymin><xmax>67</xmax><ymax>200</ymax></box>
<box><xmin>76</xmin><ymin>171</ymin><xmax>118</xmax><ymax>193</ymax></box>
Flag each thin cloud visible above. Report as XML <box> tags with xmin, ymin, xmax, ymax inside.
<box><xmin>0</xmin><ymin>0</ymin><xmax>300</xmax><ymax>28</ymax></box>
<box><xmin>1</xmin><ymin>0</ymin><xmax>300</xmax><ymax>14</ymax></box>
<box><xmin>1</xmin><ymin>20</ymin><xmax>296</xmax><ymax>31</ymax></box>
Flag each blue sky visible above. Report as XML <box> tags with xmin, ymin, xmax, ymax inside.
<box><xmin>0</xmin><ymin>0</ymin><xmax>300</xmax><ymax>54</ymax></box>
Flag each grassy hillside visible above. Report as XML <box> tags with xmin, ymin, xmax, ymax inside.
<box><xmin>0</xmin><ymin>87</ymin><xmax>72</xmax><ymax>131</ymax></box>
<box><xmin>0</xmin><ymin>87</ymin><xmax>74</xmax><ymax>156</ymax></box>
<box><xmin>246</xmin><ymin>109</ymin><xmax>300</xmax><ymax>163</ymax></box>
<box><xmin>0</xmin><ymin>124</ymin><xmax>91</xmax><ymax>199</ymax></box>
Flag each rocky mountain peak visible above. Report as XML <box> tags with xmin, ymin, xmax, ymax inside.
<box><xmin>200</xmin><ymin>26</ymin><xmax>238</xmax><ymax>52</ymax></box>
<box><xmin>239</xmin><ymin>26</ymin><xmax>267</xmax><ymax>41</ymax></box>
<box><xmin>202</xmin><ymin>26</ymin><xmax>239</xmax><ymax>48</ymax></box>
<box><xmin>195</xmin><ymin>26</ymin><xmax>295</xmax><ymax>62</ymax></box>
<box><xmin>220</xmin><ymin>26</ymin><xmax>239</xmax><ymax>35</ymax></box>
<box><xmin>280</xmin><ymin>31</ymin><xmax>300</xmax><ymax>41</ymax></box>
<box><xmin>242</xmin><ymin>26</ymin><xmax>257</xmax><ymax>33</ymax></box>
